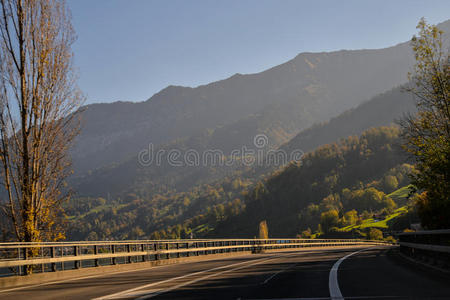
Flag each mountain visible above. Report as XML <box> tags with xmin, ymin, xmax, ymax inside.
<box><xmin>71</xmin><ymin>20</ymin><xmax>450</xmax><ymax>181</ymax></box>
<box><xmin>72</xmin><ymin>32</ymin><xmax>422</xmax><ymax>175</ymax></box>
<box><xmin>281</xmin><ymin>86</ymin><xmax>417</xmax><ymax>154</ymax></box>
<box><xmin>71</xmin><ymin>18</ymin><xmax>450</xmax><ymax>199</ymax></box>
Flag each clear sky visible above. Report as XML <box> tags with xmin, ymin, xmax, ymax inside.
<box><xmin>67</xmin><ymin>0</ymin><xmax>450</xmax><ymax>104</ymax></box>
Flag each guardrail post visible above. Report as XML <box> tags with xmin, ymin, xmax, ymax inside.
<box><xmin>141</xmin><ymin>244</ymin><xmax>146</xmax><ymax>262</ymax></box>
<box><xmin>61</xmin><ymin>246</ymin><xmax>65</xmax><ymax>271</ymax></box>
<box><xmin>166</xmin><ymin>243</ymin><xmax>170</xmax><ymax>259</ymax></box>
<box><xmin>51</xmin><ymin>246</ymin><xmax>57</xmax><ymax>271</ymax></box>
<box><xmin>112</xmin><ymin>244</ymin><xmax>117</xmax><ymax>265</ymax></box>
<box><xmin>22</xmin><ymin>247</ymin><xmax>28</xmax><ymax>275</ymax></box>
<box><xmin>127</xmin><ymin>244</ymin><xmax>132</xmax><ymax>263</ymax></box>
<box><xmin>74</xmin><ymin>246</ymin><xmax>80</xmax><ymax>269</ymax></box>
<box><xmin>176</xmin><ymin>243</ymin><xmax>180</xmax><ymax>258</ymax></box>
<box><xmin>94</xmin><ymin>245</ymin><xmax>99</xmax><ymax>267</ymax></box>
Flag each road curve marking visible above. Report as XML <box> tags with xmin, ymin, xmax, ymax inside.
<box><xmin>261</xmin><ymin>263</ymin><xmax>298</xmax><ymax>285</ymax></box>
<box><xmin>328</xmin><ymin>247</ymin><xmax>375</xmax><ymax>300</ymax></box>
<box><xmin>94</xmin><ymin>255</ymin><xmax>280</xmax><ymax>300</ymax></box>
<box><xmin>96</xmin><ymin>251</ymin><xmax>305</xmax><ymax>300</ymax></box>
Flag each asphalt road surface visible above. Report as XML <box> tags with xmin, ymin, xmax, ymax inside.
<box><xmin>1</xmin><ymin>246</ymin><xmax>450</xmax><ymax>300</ymax></box>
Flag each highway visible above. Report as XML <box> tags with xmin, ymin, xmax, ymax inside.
<box><xmin>1</xmin><ymin>246</ymin><xmax>449</xmax><ymax>299</ymax></box>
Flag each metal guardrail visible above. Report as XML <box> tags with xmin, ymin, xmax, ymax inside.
<box><xmin>398</xmin><ymin>230</ymin><xmax>450</xmax><ymax>268</ymax></box>
<box><xmin>0</xmin><ymin>238</ymin><xmax>388</xmax><ymax>277</ymax></box>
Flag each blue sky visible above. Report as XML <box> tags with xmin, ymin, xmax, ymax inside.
<box><xmin>68</xmin><ymin>0</ymin><xmax>450</xmax><ymax>104</ymax></box>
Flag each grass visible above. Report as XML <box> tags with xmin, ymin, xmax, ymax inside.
<box><xmin>358</xmin><ymin>207</ymin><xmax>407</xmax><ymax>229</ymax></box>
<box><xmin>339</xmin><ymin>185</ymin><xmax>412</xmax><ymax>232</ymax></box>
<box><xmin>340</xmin><ymin>206</ymin><xmax>407</xmax><ymax>231</ymax></box>
<box><xmin>388</xmin><ymin>184</ymin><xmax>413</xmax><ymax>202</ymax></box>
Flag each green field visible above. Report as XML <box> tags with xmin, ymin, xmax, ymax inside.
<box><xmin>340</xmin><ymin>185</ymin><xmax>412</xmax><ymax>231</ymax></box>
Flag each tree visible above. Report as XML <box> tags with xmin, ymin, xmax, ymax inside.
<box><xmin>400</xmin><ymin>19</ymin><xmax>450</xmax><ymax>229</ymax></box>
<box><xmin>383</xmin><ymin>175</ymin><xmax>398</xmax><ymax>193</ymax></box>
<box><xmin>343</xmin><ymin>210</ymin><xmax>358</xmax><ymax>226</ymax></box>
<box><xmin>0</xmin><ymin>0</ymin><xmax>82</xmax><ymax>242</ymax></box>
<box><xmin>320</xmin><ymin>209</ymin><xmax>339</xmax><ymax>234</ymax></box>
<box><xmin>367</xmin><ymin>228</ymin><xmax>383</xmax><ymax>240</ymax></box>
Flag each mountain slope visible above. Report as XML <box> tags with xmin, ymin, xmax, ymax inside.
<box><xmin>281</xmin><ymin>86</ymin><xmax>416</xmax><ymax>154</ymax></box>
<box><xmin>70</xmin><ymin>18</ymin><xmax>450</xmax><ymax>175</ymax></box>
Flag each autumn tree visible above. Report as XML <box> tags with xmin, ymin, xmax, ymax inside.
<box><xmin>258</xmin><ymin>220</ymin><xmax>269</xmax><ymax>239</ymax></box>
<box><xmin>400</xmin><ymin>19</ymin><xmax>450</xmax><ymax>229</ymax></box>
<box><xmin>0</xmin><ymin>0</ymin><xmax>83</xmax><ymax>242</ymax></box>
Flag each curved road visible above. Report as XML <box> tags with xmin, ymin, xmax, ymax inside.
<box><xmin>1</xmin><ymin>246</ymin><xmax>449</xmax><ymax>299</ymax></box>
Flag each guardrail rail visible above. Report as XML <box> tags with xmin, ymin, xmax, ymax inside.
<box><xmin>398</xmin><ymin>229</ymin><xmax>450</xmax><ymax>269</ymax></box>
<box><xmin>0</xmin><ymin>238</ymin><xmax>388</xmax><ymax>277</ymax></box>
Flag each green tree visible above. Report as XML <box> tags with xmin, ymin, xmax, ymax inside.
<box><xmin>367</xmin><ymin>228</ymin><xmax>383</xmax><ymax>240</ymax></box>
<box><xmin>320</xmin><ymin>209</ymin><xmax>339</xmax><ymax>234</ymax></box>
<box><xmin>343</xmin><ymin>210</ymin><xmax>358</xmax><ymax>226</ymax></box>
<box><xmin>400</xmin><ymin>19</ymin><xmax>450</xmax><ymax>229</ymax></box>
<box><xmin>384</xmin><ymin>175</ymin><xmax>399</xmax><ymax>193</ymax></box>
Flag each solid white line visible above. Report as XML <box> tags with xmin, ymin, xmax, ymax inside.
<box><xmin>328</xmin><ymin>247</ymin><xmax>374</xmax><ymax>300</ymax></box>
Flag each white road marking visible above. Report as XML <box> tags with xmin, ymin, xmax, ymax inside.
<box><xmin>96</xmin><ymin>251</ymin><xmax>305</xmax><ymax>300</ymax></box>
<box><xmin>136</xmin><ymin>253</ymin><xmax>304</xmax><ymax>300</ymax></box>
<box><xmin>328</xmin><ymin>247</ymin><xmax>375</xmax><ymax>300</ymax></box>
<box><xmin>94</xmin><ymin>255</ymin><xmax>276</xmax><ymax>300</ymax></box>
<box><xmin>261</xmin><ymin>263</ymin><xmax>297</xmax><ymax>285</ymax></box>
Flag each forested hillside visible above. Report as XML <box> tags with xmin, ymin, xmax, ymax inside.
<box><xmin>67</xmin><ymin>126</ymin><xmax>413</xmax><ymax>240</ymax></box>
<box><xmin>204</xmin><ymin>127</ymin><xmax>412</xmax><ymax>238</ymax></box>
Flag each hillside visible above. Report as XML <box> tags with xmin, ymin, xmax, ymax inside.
<box><xmin>67</xmin><ymin>126</ymin><xmax>414</xmax><ymax>240</ymax></box>
<box><xmin>281</xmin><ymin>86</ymin><xmax>416</xmax><ymax>154</ymax></box>
<box><xmin>209</xmin><ymin>126</ymin><xmax>411</xmax><ymax>238</ymax></box>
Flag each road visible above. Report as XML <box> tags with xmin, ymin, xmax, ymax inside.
<box><xmin>1</xmin><ymin>246</ymin><xmax>450</xmax><ymax>299</ymax></box>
